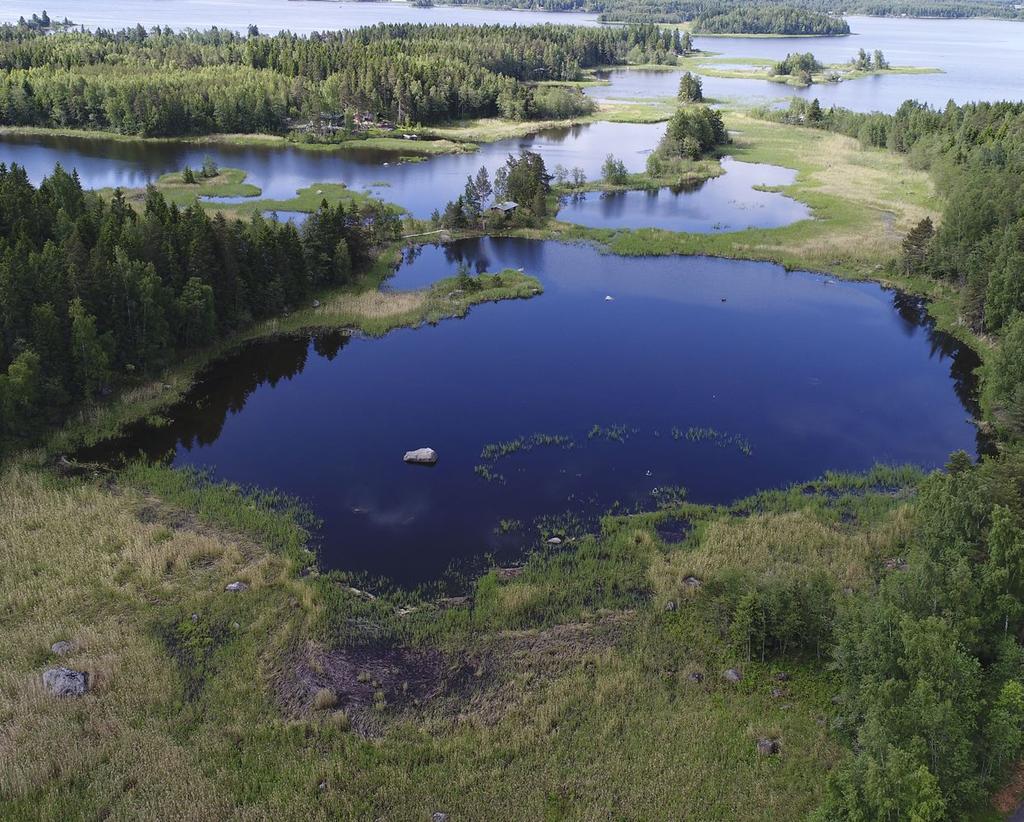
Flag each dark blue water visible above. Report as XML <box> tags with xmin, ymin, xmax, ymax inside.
<box><xmin>83</xmin><ymin>239</ymin><xmax>981</xmax><ymax>585</ymax></box>
<box><xmin>555</xmin><ymin>157</ymin><xmax>810</xmax><ymax>232</ymax></box>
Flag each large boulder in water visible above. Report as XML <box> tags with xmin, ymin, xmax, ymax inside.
<box><xmin>42</xmin><ymin>666</ymin><xmax>89</xmax><ymax>697</ymax></box>
<box><xmin>403</xmin><ymin>448</ymin><xmax>438</xmax><ymax>465</ymax></box>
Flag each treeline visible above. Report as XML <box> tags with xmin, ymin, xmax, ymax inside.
<box><xmin>443</xmin><ymin>0</ymin><xmax>1021</xmax><ymax>23</ymax></box>
<box><xmin>766</xmin><ymin>98</ymin><xmax>1024</xmax><ymax>330</ymax></box>
<box><xmin>817</xmin><ymin>453</ymin><xmax>1024</xmax><ymax>818</ymax></box>
<box><xmin>693</xmin><ymin>6</ymin><xmax>850</xmax><ymax>35</ymax></box>
<box><xmin>0</xmin><ymin>163</ymin><xmax>401</xmax><ymax>444</ymax></box>
<box><xmin>0</xmin><ymin>23</ymin><xmax>678</xmax><ymax>136</ymax></box>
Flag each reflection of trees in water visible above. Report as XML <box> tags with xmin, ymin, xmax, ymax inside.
<box><xmin>79</xmin><ymin>331</ymin><xmax>350</xmax><ymax>464</ymax></box>
<box><xmin>891</xmin><ymin>291</ymin><xmax>989</xmax><ymax>453</ymax></box>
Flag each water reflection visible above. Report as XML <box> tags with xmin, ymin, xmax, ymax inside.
<box><xmin>555</xmin><ymin>156</ymin><xmax>810</xmax><ymax>232</ymax></box>
<box><xmin>80</xmin><ymin>240</ymin><xmax>981</xmax><ymax>585</ymax></box>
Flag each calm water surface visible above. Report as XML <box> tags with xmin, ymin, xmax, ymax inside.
<box><xmin>1</xmin><ymin>3</ymin><xmax>1020</xmax><ymax>113</ymax></box>
<box><xmin>2</xmin><ymin>2</ymin><xmax>1004</xmax><ymax>585</ymax></box>
<box><xmin>0</xmin><ymin>122</ymin><xmax>664</xmax><ymax>219</ymax></box>
<box><xmin>83</xmin><ymin>239</ymin><xmax>981</xmax><ymax>585</ymax></box>
<box><xmin>0</xmin><ymin>0</ymin><xmax>600</xmax><ymax>33</ymax></box>
<box><xmin>555</xmin><ymin>157</ymin><xmax>810</xmax><ymax>232</ymax></box>
<box><xmin>588</xmin><ymin>17</ymin><xmax>1024</xmax><ymax>113</ymax></box>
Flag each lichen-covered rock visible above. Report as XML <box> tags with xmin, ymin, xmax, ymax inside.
<box><xmin>42</xmin><ymin>666</ymin><xmax>88</xmax><ymax>697</ymax></box>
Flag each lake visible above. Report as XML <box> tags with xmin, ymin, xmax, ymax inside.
<box><xmin>0</xmin><ymin>122</ymin><xmax>665</xmax><ymax>220</ymax></box>
<box><xmin>585</xmin><ymin>17</ymin><xmax>1024</xmax><ymax>113</ymax></box>
<box><xmin>81</xmin><ymin>239</ymin><xmax>981</xmax><ymax>586</ymax></box>
<box><xmin>0</xmin><ymin>0</ymin><xmax>601</xmax><ymax>33</ymax></box>
<box><xmin>0</xmin><ymin>2</ymin><xmax>1004</xmax><ymax>587</ymax></box>
<box><xmin>555</xmin><ymin>157</ymin><xmax>810</xmax><ymax>232</ymax></box>
<box><xmin>3</xmin><ymin>3</ymin><xmax>1022</xmax><ymax>113</ymax></box>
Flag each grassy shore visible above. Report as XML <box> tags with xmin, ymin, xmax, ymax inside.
<box><xmin>672</xmin><ymin>54</ymin><xmax>941</xmax><ymax>86</ymax></box>
<box><xmin>536</xmin><ymin>109</ymin><xmax>983</xmax><ymax>354</ymax></box>
<box><xmin>100</xmin><ymin>171</ymin><xmax>399</xmax><ymax>222</ymax></box>
<box><xmin>0</xmin><ymin>125</ymin><xmax>470</xmax><ymax>156</ymax></box>
<box><xmin>4</xmin><ymin>451</ymin><xmax>933</xmax><ymax>818</ymax></box>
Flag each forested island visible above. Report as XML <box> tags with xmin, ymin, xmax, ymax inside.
<box><xmin>444</xmin><ymin>0</ymin><xmax>1022</xmax><ymax>24</ymax></box>
<box><xmin>6</xmin><ymin>6</ymin><xmax>1024</xmax><ymax>822</ymax></box>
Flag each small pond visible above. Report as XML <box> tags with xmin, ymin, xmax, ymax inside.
<box><xmin>80</xmin><ymin>239</ymin><xmax>982</xmax><ymax>587</ymax></box>
<box><xmin>555</xmin><ymin>157</ymin><xmax>810</xmax><ymax>232</ymax></box>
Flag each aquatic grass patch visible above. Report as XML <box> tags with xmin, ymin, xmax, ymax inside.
<box><xmin>678</xmin><ymin>426</ymin><xmax>754</xmax><ymax>456</ymax></box>
<box><xmin>587</xmin><ymin>423</ymin><xmax>638</xmax><ymax>443</ymax></box>
<box><xmin>479</xmin><ymin>433</ymin><xmax>575</xmax><ymax>461</ymax></box>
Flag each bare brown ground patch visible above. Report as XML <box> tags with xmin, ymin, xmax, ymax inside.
<box><xmin>275</xmin><ymin>612</ymin><xmax>634</xmax><ymax>735</ymax></box>
<box><xmin>993</xmin><ymin>760</ymin><xmax>1024</xmax><ymax>815</ymax></box>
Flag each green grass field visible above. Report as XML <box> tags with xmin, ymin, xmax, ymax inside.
<box><xmin>4</xmin><ymin>456</ymin><xmax>930</xmax><ymax>819</ymax></box>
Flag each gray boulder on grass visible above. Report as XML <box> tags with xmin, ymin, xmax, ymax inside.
<box><xmin>42</xmin><ymin>666</ymin><xmax>89</xmax><ymax>697</ymax></box>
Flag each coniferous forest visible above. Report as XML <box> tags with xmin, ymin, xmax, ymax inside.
<box><xmin>0</xmin><ymin>164</ymin><xmax>400</xmax><ymax>441</ymax></box>
<box><xmin>6</xmin><ymin>5</ymin><xmax>1024</xmax><ymax>822</ymax></box>
<box><xmin>0</xmin><ymin>23</ymin><xmax>680</xmax><ymax>135</ymax></box>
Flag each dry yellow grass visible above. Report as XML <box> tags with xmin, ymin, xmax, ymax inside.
<box><xmin>320</xmin><ymin>288</ymin><xmax>428</xmax><ymax>320</ymax></box>
<box><xmin>0</xmin><ymin>469</ymin><xmax>280</xmax><ymax>817</ymax></box>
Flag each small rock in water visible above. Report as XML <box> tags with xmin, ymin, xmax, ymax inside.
<box><xmin>225</xmin><ymin>581</ymin><xmax>249</xmax><ymax>593</ymax></box>
<box><xmin>722</xmin><ymin>668</ymin><xmax>742</xmax><ymax>684</ymax></box>
<box><xmin>756</xmin><ymin>738</ymin><xmax>780</xmax><ymax>756</ymax></box>
<box><xmin>42</xmin><ymin>666</ymin><xmax>89</xmax><ymax>697</ymax></box>
<box><xmin>403</xmin><ymin>447</ymin><xmax>438</xmax><ymax>465</ymax></box>
<box><xmin>547</xmin><ymin>536</ymin><xmax>562</xmax><ymax>545</ymax></box>
<box><xmin>50</xmin><ymin>640</ymin><xmax>75</xmax><ymax>657</ymax></box>
<box><xmin>604</xmin><ymin>295</ymin><xmax>614</xmax><ymax>301</ymax></box>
